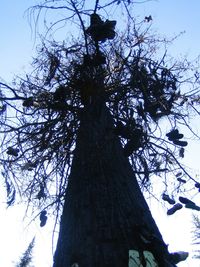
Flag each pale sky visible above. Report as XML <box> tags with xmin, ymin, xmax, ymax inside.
<box><xmin>0</xmin><ymin>1</ymin><xmax>200</xmax><ymax>266</ymax></box>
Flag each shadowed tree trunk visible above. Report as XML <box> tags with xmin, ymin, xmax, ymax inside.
<box><xmin>53</xmin><ymin>99</ymin><xmax>175</xmax><ymax>267</ymax></box>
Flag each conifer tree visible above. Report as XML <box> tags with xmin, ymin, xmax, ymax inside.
<box><xmin>15</xmin><ymin>238</ymin><xmax>35</xmax><ymax>267</ymax></box>
<box><xmin>1</xmin><ymin>1</ymin><xmax>200</xmax><ymax>266</ymax></box>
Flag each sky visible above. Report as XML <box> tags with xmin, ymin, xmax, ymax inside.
<box><xmin>0</xmin><ymin>0</ymin><xmax>200</xmax><ymax>266</ymax></box>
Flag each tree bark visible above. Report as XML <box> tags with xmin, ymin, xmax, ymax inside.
<box><xmin>53</xmin><ymin>100</ymin><xmax>175</xmax><ymax>267</ymax></box>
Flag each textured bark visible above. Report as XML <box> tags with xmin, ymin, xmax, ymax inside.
<box><xmin>53</xmin><ymin>100</ymin><xmax>175</xmax><ymax>267</ymax></box>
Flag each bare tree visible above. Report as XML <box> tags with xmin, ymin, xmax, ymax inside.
<box><xmin>1</xmin><ymin>0</ymin><xmax>200</xmax><ymax>266</ymax></box>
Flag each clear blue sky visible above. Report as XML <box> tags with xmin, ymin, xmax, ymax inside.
<box><xmin>0</xmin><ymin>1</ymin><xmax>36</xmax><ymax>81</ymax></box>
<box><xmin>135</xmin><ymin>0</ymin><xmax>200</xmax><ymax>58</ymax></box>
<box><xmin>0</xmin><ymin>1</ymin><xmax>200</xmax><ymax>266</ymax></box>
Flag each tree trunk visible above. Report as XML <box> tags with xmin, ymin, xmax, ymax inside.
<box><xmin>53</xmin><ymin>100</ymin><xmax>175</xmax><ymax>267</ymax></box>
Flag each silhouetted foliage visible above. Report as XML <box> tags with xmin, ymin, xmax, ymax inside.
<box><xmin>15</xmin><ymin>237</ymin><xmax>35</xmax><ymax>267</ymax></box>
<box><xmin>1</xmin><ymin>1</ymin><xmax>199</xmax><ymax>213</ymax></box>
<box><xmin>192</xmin><ymin>215</ymin><xmax>200</xmax><ymax>259</ymax></box>
<box><xmin>0</xmin><ymin>0</ymin><xmax>200</xmax><ymax>265</ymax></box>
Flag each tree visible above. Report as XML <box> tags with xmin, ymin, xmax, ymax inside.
<box><xmin>0</xmin><ymin>0</ymin><xmax>200</xmax><ymax>266</ymax></box>
<box><xmin>192</xmin><ymin>215</ymin><xmax>200</xmax><ymax>259</ymax></box>
<box><xmin>15</xmin><ymin>237</ymin><xmax>35</xmax><ymax>267</ymax></box>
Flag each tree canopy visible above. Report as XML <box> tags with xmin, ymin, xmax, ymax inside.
<box><xmin>0</xmin><ymin>0</ymin><xmax>200</xmax><ymax>228</ymax></box>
